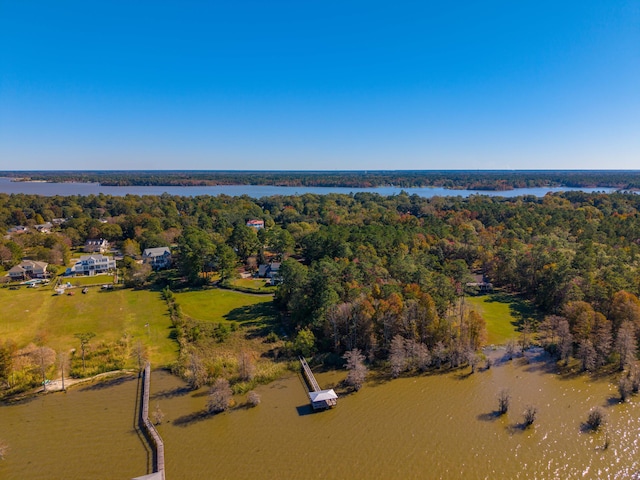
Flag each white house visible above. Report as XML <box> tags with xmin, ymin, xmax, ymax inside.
<box><xmin>84</xmin><ymin>238</ymin><xmax>110</xmax><ymax>253</ymax></box>
<box><xmin>142</xmin><ymin>247</ymin><xmax>172</xmax><ymax>269</ymax></box>
<box><xmin>70</xmin><ymin>254</ymin><xmax>116</xmax><ymax>276</ymax></box>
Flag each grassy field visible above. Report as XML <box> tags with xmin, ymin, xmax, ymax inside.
<box><xmin>63</xmin><ymin>274</ymin><xmax>115</xmax><ymax>287</ymax></box>
<box><xmin>230</xmin><ymin>277</ymin><xmax>277</xmax><ymax>293</ymax></box>
<box><xmin>465</xmin><ymin>292</ymin><xmax>538</xmax><ymax>345</ymax></box>
<box><xmin>176</xmin><ymin>288</ymin><xmax>276</xmax><ymax>325</ymax></box>
<box><xmin>0</xmin><ymin>284</ymin><xmax>176</xmax><ymax>366</ymax></box>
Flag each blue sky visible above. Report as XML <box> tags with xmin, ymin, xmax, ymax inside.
<box><xmin>0</xmin><ymin>1</ymin><xmax>638</xmax><ymax>170</ymax></box>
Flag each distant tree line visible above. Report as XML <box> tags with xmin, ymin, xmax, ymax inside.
<box><xmin>3</xmin><ymin>170</ymin><xmax>640</xmax><ymax>190</ymax></box>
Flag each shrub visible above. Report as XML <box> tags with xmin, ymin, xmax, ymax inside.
<box><xmin>586</xmin><ymin>407</ymin><xmax>606</xmax><ymax>432</ymax></box>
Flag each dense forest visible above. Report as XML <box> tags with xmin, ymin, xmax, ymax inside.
<box><xmin>2</xmin><ymin>189</ymin><xmax>640</xmax><ymax>393</ymax></box>
<box><xmin>3</xmin><ymin>170</ymin><xmax>640</xmax><ymax>190</ymax></box>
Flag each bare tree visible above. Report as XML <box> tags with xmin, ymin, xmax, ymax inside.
<box><xmin>31</xmin><ymin>346</ymin><xmax>55</xmax><ymax>391</ymax></box>
<box><xmin>593</xmin><ymin>318</ymin><xmax>612</xmax><ymax>367</ymax></box>
<box><xmin>152</xmin><ymin>403</ymin><xmax>165</xmax><ymax>425</ymax></box>
<box><xmin>519</xmin><ymin>319</ymin><xmax>532</xmax><ymax>353</ymax></box>
<box><xmin>523</xmin><ymin>405</ymin><xmax>537</xmax><ymax>428</ymax></box>
<box><xmin>432</xmin><ymin>341</ymin><xmax>446</xmax><ymax>369</ymax></box>
<box><xmin>630</xmin><ymin>364</ymin><xmax>640</xmax><ymax>393</ymax></box>
<box><xmin>134</xmin><ymin>340</ymin><xmax>148</xmax><ymax>370</ymax></box>
<box><xmin>577</xmin><ymin>339</ymin><xmax>596</xmax><ymax>372</ymax></box>
<box><xmin>505</xmin><ymin>339</ymin><xmax>516</xmax><ymax>361</ymax></box>
<box><xmin>343</xmin><ymin>348</ymin><xmax>367</xmax><ymax>391</ymax></box>
<box><xmin>57</xmin><ymin>350</ymin><xmax>69</xmax><ymax>391</ymax></box>
<box><xmin>208</xmin><ymin>378</ymin><xmax>233</xmax><ymax>413</ymax></box>
<box><xmin>187</xmin><ymin>351</ymin><xmax>207</xmax><ymax>390</ymax></box>
<box><xmin>497</xmin><ymin>389</ymin><xmax>510</xmax><ymax>415</ymax></box>
<box><xmin>74</xmin><ymin>332</ymin><xmax>96</xmax><ymax>373</ymax></box>
<box><xmin>247</xmin><ymin>390</ymin><xmax>261</xmax><ymax>407</ymax></box>
<box><xmin>557</xmin><ymin>319</ymin><xmax>573</xmax><ymax>365</ymax></box>
<box><xmin>618</xmin><ymin>375</ymin><xmax>633</xmax><ymax>402</ymax></box>
<box><xmin>413</xmin><ymin>342</ymin><xmax>431</xmax><ymax>372</ymax></box>
<box><xmin>238</xmin><ymin>351</ymin><xmax>256</xmax><ymax>381</ymax></box>
<box><xmin>615</xmin><ymin>321</ymin><xmax>637</xmax><ymax>371</ymax></box>
<box><xmin>467</xmin><ymin>349</ymin><xmax>480</xmax><ymax>374</ymax></box>
<box><xmin>389</xmin><ymin>335</ymin><xmax>406</xmax><ymax>378</ymax></box>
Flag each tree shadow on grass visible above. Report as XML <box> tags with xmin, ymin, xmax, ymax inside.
<box><xmin>224</xmin><ymin>302</ymin><xmax>277</xmax><ymax>325</ymax></box>
<box><xmin>483</xmin><ymin>292</ymin><xmax>542</xmax><ymax>329</ymax></box>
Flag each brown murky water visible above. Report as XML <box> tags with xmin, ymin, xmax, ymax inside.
<box><xmin>0</xmin><ymin>374</ymin><xmax>148</xmax><ymax>480</ymax></box>
<box><xmin>2</xmin><ymin>351</ymin><xmax>639</xmax><ymax>479</ymax></box>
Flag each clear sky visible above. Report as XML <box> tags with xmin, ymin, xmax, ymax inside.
<box><xmin>0</xmin><ymin>1</ymin><xmax>638</xmax><ymax>170</ymax></box>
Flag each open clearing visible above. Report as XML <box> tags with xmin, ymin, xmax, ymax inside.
<box><xmin>0</xmin><ymin>284</ymin><xmax>175</xmax><ymax>366</ymax></box>
<box><xmin>465</xmin><ymin>292</ymin><xmax>538</xmax><ymax>345</ymax></box>
<box><xmin>176</xmin><ymin>288</ymin><xmax>275</xmax><ymax>325</ymax></box>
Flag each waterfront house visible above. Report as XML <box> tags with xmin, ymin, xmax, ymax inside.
<box><xmin>8</xmin><ymin>260</ymin><xmax>48</xmax><ymax>280</ymax></box>
<box><xmin>84</xmin><ymin>238</ymin><xmax>110</xmax><ymax>253</ymax></box>
<box><xmin>142</xmin><ymin>247</ymin><xmax>172</xmax><ymax>270</ymax></box>
<box><xmin>246</xmin><ymin>219</ymin><xmax>264</xmax><ymax>230</ymax></box>
<box><xmin>70</xmin><ymin>254</ymin><xmax>116</xmax><ymax>276</ymax></box>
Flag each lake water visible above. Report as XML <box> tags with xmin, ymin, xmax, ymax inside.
<box><xmin>2</xmin><ymin>351</ymin><xmax>638</xmax><ymax>479</ymax></box>
<box><xmin>0</xmin><ymin>177</ymin><xmax>616</xmax><ymax>198</ymax></box>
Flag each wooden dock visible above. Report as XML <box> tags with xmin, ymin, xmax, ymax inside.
<box><xmin>299</xmin><ymin>356</ymin><xmax>337</xmax><ymax>410</ymax></box>
<box><xmin>133</xmin><ymin>363</ymin><xmax>165</xmax><ymax>480</ymax></box>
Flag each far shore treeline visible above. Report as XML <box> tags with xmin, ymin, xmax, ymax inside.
<box><xmin>2</xmin><ymin>186</ymin><xmax>640</xmax><ymax>400</ymax></box>
<box><xmin>2</xmin><ymin>170</ymin><xmax>640</xmax><ymax>191</ymax></box>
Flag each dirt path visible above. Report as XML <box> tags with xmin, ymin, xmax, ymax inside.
<box><xmin>33</xmin><ymin>369</ymin><xmax>137</xmax><ymax>395</ymax></box>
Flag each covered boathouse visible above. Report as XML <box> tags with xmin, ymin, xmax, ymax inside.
<box><xmin>309</xmin><ymin>389</ymin><xmax>338</xmax><ymax>410</ymax></box>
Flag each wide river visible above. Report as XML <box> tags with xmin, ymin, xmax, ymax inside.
<box><xmin>1</xmin><ymin>350</ymin><xmax>638</xmax><ymax>479</ymax></box>
<box><xmin>0</xmin><ymin>177</ymin><xmax>616</xmax><ymax>198</ymax></box>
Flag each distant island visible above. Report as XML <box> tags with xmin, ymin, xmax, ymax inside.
<box><xmin>1</xmin><ymin>170</ymin><xmax>638</xmax><ymax>191</ymax></box>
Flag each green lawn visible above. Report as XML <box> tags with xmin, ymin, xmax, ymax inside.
<box><xmin>230</xmin><ymin>278</ymin><xmax>277</xmax><ymax>293</ymax></box>
<box><xmin>63</xmin><ymin>274</ymin><xmax>115</xmax><ymax>287</ymax></box>
<box><xmin>0</xmin><ymin>285</ymin><xmax>176</xmax><ymax>366</ymax></box>
<box><xmin>176</xmin><ymin>288</ymin><xmax>276</xmax><ymax>325</ymax></box>
<box><xmin>465</xmin><ymin>293</ymin><xmax>536</xmax><ymax>345</ymax></box>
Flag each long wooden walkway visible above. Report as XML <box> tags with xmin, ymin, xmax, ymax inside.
<box><xmin>299</xmin><ymin>356</ymin><xmax>321</xmax><ymax>392</ymax></box>
<box><xmin>299</xmin><ymin>356</ymin><xmax>337</xmax><ymax>410</ymax></box>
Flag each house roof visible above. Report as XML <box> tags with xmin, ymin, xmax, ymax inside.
<box><xmin>8</xmin><ymin>260</ymin><xmax>48</xmax><ymax>275</ymax></box>
<box><xmin>143</xmin><ymin>247</ymin><xmax>171</xmax><ymax>257</ymax></box>
<box><xmin>85</xmin><ymin>238</ymin><xmax>108</xmax><ymax>245</ymax></box>
<box><xmin>78</xmin><ymin>254</ymin><xmax>113</xmax><ymax>261</ymax></box>
<box><xmin>309</xmin><ymin>389</ymin><xmax>338</xmax><ymax>402</ymax></box>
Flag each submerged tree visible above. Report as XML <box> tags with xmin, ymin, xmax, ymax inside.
<box><xmin>389</xmin><ymin>335</ymin><xmax>407</xmax><ymax>378</ymax></box>
<box><xmin>208</xmin><ymin>378</ymin><xmax>233</xmax><ymax>413</ymax></box>
<box><xmin>152</xmin><ymin>403</ymin><xmax>165</xmax><ymax>425</ymax></box>
<box><xmin>247</xmin><ymin>390</ymin><xmax>261</xmax><ymax>407</ymax></box>
<box><xmin>615</xmin><ymin>321</ymin><xmax>637</xmax><ymax>371</ymax></box>
<box><xmin>497</xmin><ymin>389</ymin><xmax>510</xmax><ymax>415</ymax></box>
<box><xmin>586</xmin><ymin>407</ymin><xmax>606</xmax><ymax>432</ymax></box>
<box><xmin>343</xmin><ymin>348</ymin><xmax>368</xmax><ymax>391</ymax></box>
<box><xmin>618</xmin><ymin>375</ymin><xmax>633</xmax><ymax>403</ymax></box>
<box><xmin>523</xmin><ymin>405</ymin><xmax>537</xmax><ymax>428</ymax></box>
